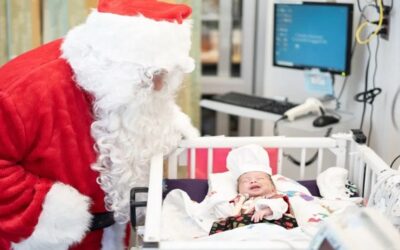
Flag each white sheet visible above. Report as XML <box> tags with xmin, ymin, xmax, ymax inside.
<box><xmin>160</xmin><ymin>189</ymin><xmax>321</xmax><ymax>242</ymax></box>
<box><xmin>161</xmin><ymin>189</ymin><xmax>214</xmax><ymax>240</ymax></box>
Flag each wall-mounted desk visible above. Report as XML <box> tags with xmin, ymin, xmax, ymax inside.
<box><xmin>200</xmin><ymin>99</ymin><xmax>354</xmax><ymax>133</ymax></box>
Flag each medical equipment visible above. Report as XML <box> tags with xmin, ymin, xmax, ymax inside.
<box><xmin>368</xmin><ymin>168</ymin><xmax>400</xmax><ymax>230</ymax></box>
<box><xmin>284</xmin><ymin>97</ymin><xmax>324</xmax><ymax>121</ymax></box>
<box><xmin>309</xmin><ymin>207</ymin><xmax>400</xmax><ymax>250</ymax></box>
<box><xmin>133</xmin><ymin>132</ymin><xmax>396</xmax><ymax>249</ymax></box>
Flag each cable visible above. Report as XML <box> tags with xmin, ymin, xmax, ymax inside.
<box><xmin>284</xmin><ymin>128</ymin><xmax>333</xmax><ymax>167</ymax></box>
<box><xmin>367</xmin><ymin>105</ymin><xmax>374</xmax><ymax>146</ymax></box>
<box><xmin>354</xmin><ymin>32</ymin><xmax>382</xmax><ymax>132</ymax></box>
<box><xmin>356</xmin><ymin>39</ymin><xmax>371</xmax><ymax>130</ymax></box>
<box><xmin>385</xmin><ymin>0</ymin><xmax>394</xmax><ymax>12</ymax></box>
<box><xmin>392</xmin><ymin>87</ymin><xmax>400</xmax><ymax>131</ymax></box>
<box><xmin>373</xmin><ymin>35</ymin><xmax>380</xmax><ymax>89</ymax></box>
<box><xmin>355</xmin><ymin>0</ymin><xmax>384</xmax><ymax>45</ymax></box>
<box><xmin>357</xmin><ymin>0</ymin><xmax>362</xmax><ymax>11</ymax></box>
<box><xmin>273</xmin><ymin>116</ymin><xmax>333</xmax><ymax>167</ymax></box>
<box><xmin>336</xmin><ymin>4</ymin><xmax>373</xmax><ymax>109</ymax></box>
<box><xmin>354</xmin><ymin>88</ymin><xmax>382</xmax><ymax>123</ymax></box>
<box><xmin>360</xmin><ymin>4</ymin><xmax>378</xmax><ymax>22</ymax></box>
<box><xmin>273</xmin><ymin>115</ymin><xmax>287</xmax><ymax>137</ymax></box>
<box><xmin>390</xmin><ymin>155</ymin><xmax>400</xmax><ymax>169</ymax></box>
<box><xmin>367</xmin><ymin>35</ymin><xmax>380</xmax><ymax>146</ymax></box>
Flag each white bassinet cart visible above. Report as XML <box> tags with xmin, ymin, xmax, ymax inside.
<box><xmin>131</xmin><ymin>132</ymin><xmax>397</xmax><ymax>249</ymax></box>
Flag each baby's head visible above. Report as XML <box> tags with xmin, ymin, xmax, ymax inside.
<box><xmin>227</xmin><ymin>144</ymin><xmax>275</xmax><ymax>197</ymax></box>
<box><xmin>238</xmin><ymin>171</ymin><xmax>275</xmax><ymax>197</ymax></box>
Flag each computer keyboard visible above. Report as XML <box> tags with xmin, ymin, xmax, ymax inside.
<box><xmin>211</xmin><ymin>92</ymin><xmax>298</xmax><ymax>115</ymax></box>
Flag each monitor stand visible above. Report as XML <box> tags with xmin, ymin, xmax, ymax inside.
<box><xmin>304</xmin><ymin>68</ymin><xmax>334</xmax><ymax>96</ymax></box>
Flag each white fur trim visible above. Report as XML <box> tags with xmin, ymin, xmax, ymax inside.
<box><xmin>61</xmin><ymin>10</ymin><xmax>194</xmax><ymax>73</ymax></box>
<box><xmin>12</xmin><ymin>183</ymin><xmax>92</xmax><ymax>250</ymax></box>
<box><xmin>101</xmin><ymin>223</ymin><xmax>126</xmax><ymax>250</ymax></box>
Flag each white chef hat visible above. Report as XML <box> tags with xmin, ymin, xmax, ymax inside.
<box><xmin>226</xmin><ymin>144</ymin><xmax>272</xmax><ymax>180</ymax></box>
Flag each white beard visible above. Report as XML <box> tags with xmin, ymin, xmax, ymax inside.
<box><xmin>63</xmin><ymin>51</ymin><xmax>199</xmax><ymax>223</ymax></box>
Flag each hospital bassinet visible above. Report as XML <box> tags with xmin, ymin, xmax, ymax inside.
<box><xmin>131</xmin><ymin>132</ymin><xmax>394</xmax><ymax>249</ymax></box>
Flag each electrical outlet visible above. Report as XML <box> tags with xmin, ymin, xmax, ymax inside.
<box><xmin>378</xmin><ymin>6</ymin><xmax>391</xmax><ymax>40</ymax></box>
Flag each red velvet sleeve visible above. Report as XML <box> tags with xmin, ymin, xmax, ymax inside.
<box><xmin>0</xmin><ymin>93</ymin><xmax>53</xmax><ymax>242</ymax></box>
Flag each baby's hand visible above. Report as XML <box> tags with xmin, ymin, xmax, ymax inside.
<box><xmin>251</xmin><ymin>207</ymin><xmax>273</xmax><ymax>223</ymax></box>
<box><xmin>233</xmin><ymin>193</ymin><xmax>249</xmax><ymax>203</ymax></box>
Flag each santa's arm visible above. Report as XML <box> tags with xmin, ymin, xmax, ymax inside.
<box><xmin>173</xmin><ymin>105</ymin><xmax>200</xmax><ymax>139</ymax></box>
<box><xmin>0</xmin><ymin>94</ymin><xmax>92</xmax><ymax>249</ymax></box>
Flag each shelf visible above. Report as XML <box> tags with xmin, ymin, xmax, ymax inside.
<box><xmin>202</xmin><ymin>17</ymin><xmax>219</xmax><ymax>22</ymax></box>
<box><xmin>200</xmin><ymin>99</ymin><xmax>354</xmax><ymax>133</ymax></box>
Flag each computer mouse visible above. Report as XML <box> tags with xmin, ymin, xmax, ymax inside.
<box><xmin>313</xmin><ymin>115</ymin><xmax>339</xmax><ymax>127</ymax></box>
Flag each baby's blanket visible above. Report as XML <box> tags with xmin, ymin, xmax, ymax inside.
<box><xmin>161</xmin><ymin>188</ymin><xmax>328</xmax><ymax>241</ymax></box>
<box><xmin>161</xmin><ymin>189</ymin><xmax>215</xmax><ymax>240</ymax></box>
<box><xmin>198</xmin><ymin>223</ymin><xmax>311</xmax><ymax>249</ymax></box>
<box><xmin>209</xmin><ymin>212</ymin><xmax>297</xmax><ymax>235</ymax></box>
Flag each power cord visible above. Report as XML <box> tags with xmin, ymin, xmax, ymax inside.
<box><xmin>336</xmin><ymin>4</ymin><xmax>374</xmax><ymax>110</ymax></box>
<box><xmin>273</xmin><ymin>115</ymin><xmax>287</xmax><ymax>137</ymax></box>
<box><xmin>354</xmin><ymin>31</ymin><xmax>382</xmax><ymax>146</ymax></box>
<box><xmin>355</xmin><ymin>0</ymin><xmax>384</xmax><ymax>45</ymax></box>
<box><xmin>285</xmin><ymin>127</ymin><xmax>333</xmax><ymax>167</ymax></box>
<box><xmin>390</xmin><ymin>154</ymin><xmax>400</xmax><ymax>169</ymax></box>
<box><xmin>273</xmin><ymin>115</ymin><xmax>333</xmax><ymax>167</ymax></box>
<box><xmin>386</xmin><ymin>0</ymin><xmax>394</xmax><ymax>11</ymax></box>
<box><xmin>392</xmin><ymin>87</ymin><xmax>400</xmax><ymax>131</ymax></box>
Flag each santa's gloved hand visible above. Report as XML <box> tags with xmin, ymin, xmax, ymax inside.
<box><xmin>182</xmin><ymin>126</ymin><xmax>200</xmax><ymax>139</ymax></box>
<box><xmin>173</xmin><ymin>110</ymin><xmax>200</xmax><ymax>139</ymax></box>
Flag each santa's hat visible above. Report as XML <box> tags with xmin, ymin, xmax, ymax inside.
<box><xmin>97</xmin><ymin>0</ymin><xmax>191</xmax><ymax>24</ymax></box>
<box><xmin>227</xmin><ymin>144</ymin><xmax>272</xmax><ymax>180</ymax></box>
<box><xmin>62</xmin><ymin>0</ymin><xmax>194</xmax><ymax>73</ymax></box>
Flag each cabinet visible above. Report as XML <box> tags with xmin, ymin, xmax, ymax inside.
<box><xmin>200</xmin><ymin>0</ymin><xmax>256</xmax><ymax>94</ymax></box>
<box><xmin>200</xmin><ymin>0</ymin><xmax>257</xmax><ymax>136</ymax></box>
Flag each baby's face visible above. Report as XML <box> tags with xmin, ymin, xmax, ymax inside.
<box><xmin>238</xmin><ymin>171</ymin><xmax>275</xmax><ymax>197</ymax></box>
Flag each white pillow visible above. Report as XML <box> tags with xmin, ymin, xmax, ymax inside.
<box><xmin>208</xmin><ymin>171</ymin><xmax>312</xmax><ymax>199</ymax></box>
<box><xmin>208</xmin><ymin>171</ymin><xmax>237</xmax><ymax>200</ymax></box>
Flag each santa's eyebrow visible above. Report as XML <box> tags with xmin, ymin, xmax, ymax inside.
<box><xmin>153</xmin><ymin>68</ymin><xmax>168</xmax><ymax>75</ymax></box>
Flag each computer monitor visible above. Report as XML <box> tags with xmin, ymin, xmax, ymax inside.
<box><xmin>273</xmin><ymin>2</ymin><xmax>353</xmax><ymax>76</ymax></box>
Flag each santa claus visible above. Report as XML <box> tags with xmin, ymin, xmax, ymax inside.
<box><xmin>0</xmin><ymin>0</ymin><xmax>198</xmax><ymax>249</ymax></box>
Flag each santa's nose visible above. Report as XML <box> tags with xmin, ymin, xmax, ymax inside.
<box><xmin>152</xmin><ymin>69</ymin><xmax>168</xmax><ymax>91</ymax></box>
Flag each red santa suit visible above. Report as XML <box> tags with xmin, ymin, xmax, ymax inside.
<box><xmin>0</xmin><ymin>0</ymin><xmax>197</xmax><ymax>249</ymax></box>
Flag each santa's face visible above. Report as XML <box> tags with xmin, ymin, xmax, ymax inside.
<box><xmin>154</xmin><ymin>67</ymin><xmax>184</xmax><ymax>95</ymax></box>
<box><xmin>152</xmin><ymin>69</ymin><xmax>167</xmax><ymax>91</ymax></box>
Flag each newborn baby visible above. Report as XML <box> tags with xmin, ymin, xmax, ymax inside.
<box><xmin>207</xmin><ymin>144</ymin><xmax>297</xmax><ymax>234</ymax></box>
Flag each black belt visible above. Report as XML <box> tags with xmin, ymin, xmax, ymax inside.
<box><xmin>90</xmin><ymin>212</ymin><xmax>115</xmax><ymax>231</ymax></box>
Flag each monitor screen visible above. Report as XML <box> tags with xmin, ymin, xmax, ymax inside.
<box><xmin>273</xmin><ymin>2</ymin><xmax>353</xmax><ymax>75</ymax></box>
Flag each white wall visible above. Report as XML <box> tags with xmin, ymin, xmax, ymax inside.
<box><xmin>261</xmin><ymin>0</ymin><xmax>400</xmax><ymax>166</ymax></box>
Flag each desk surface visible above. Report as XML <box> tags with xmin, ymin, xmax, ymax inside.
<box><xmin>200</xmin><ymin>99</ymin><xmax>353</xmax><ymax>132</ymax></box>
